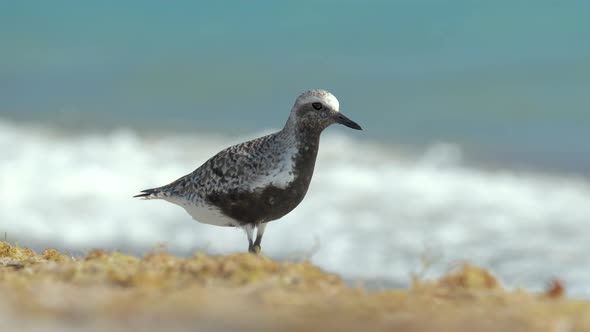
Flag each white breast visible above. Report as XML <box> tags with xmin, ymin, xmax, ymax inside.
<box><xmin>249</xmin><ymin>145</ymin><xmax>298</xmax><ymax>190</ymax></box>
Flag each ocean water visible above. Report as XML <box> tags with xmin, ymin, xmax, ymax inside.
<box><xmin>1</xmin><ymin>2</ymin><xmax>590</xmax><ymax>297</ymax></box>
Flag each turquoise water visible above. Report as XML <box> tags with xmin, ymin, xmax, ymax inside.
<box><xmin>1</xmin><ymin>1</ymin><xmax>589</xmax><ymax>173</ymax></box>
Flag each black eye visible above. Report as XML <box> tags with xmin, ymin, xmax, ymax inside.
<box><xmin>312</xmin><ymin>102</ymin><xmax>323</xmax><ymax>110</ymax></box>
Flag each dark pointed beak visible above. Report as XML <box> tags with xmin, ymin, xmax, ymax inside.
<box><xmin>334</xmin><ymin>112</ymin><xmax>362</xmax><ymax>130</ymax></box>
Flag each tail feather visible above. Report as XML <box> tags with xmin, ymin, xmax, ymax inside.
<box><xmin>133</xmin><ymin>188</ymin><xmax>164</xmax><ymax>199</ymax></box>
<box><xmin>135</xmin><ymin>176</ymin><xmax>188</xmax><ymax>199</ymax></box>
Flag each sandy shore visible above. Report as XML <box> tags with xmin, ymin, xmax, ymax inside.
<box><xmin>1</xmin><ymin>241</ymin><xmax>588</xmax><ymax>332</ymax></box>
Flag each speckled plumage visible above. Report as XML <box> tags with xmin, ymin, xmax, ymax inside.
<box><xmin>135</xmin><ymin>89</ymin><xmax>362</xmax><ymax>253</ymax></box>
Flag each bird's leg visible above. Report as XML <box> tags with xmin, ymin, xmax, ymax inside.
<box><xmin>244</xmin><ymin>224</ymin><xmax>256</xmax><ymax>253</ymax></box>
<box><xmin>252</xmin><ymin>223</ymin><xmax>266</xmax><ymax>254</ymax></box>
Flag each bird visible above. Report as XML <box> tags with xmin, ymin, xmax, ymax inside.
<box><xmin>134</xmin><ymin>89</ymin><xmax>362</xmax><ymax>253</ymax></box>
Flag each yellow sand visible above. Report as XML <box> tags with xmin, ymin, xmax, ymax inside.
<box><xmin>1</xmin><ymin>241</ymin><xmax>588</xmax><ymax>332</ymax></box>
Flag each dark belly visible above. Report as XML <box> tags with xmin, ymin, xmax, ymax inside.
<box><xmin>205</xmin><ymin>178</ymin><xmax>311</xmax><ymax>225</ymax></box>
<box><xmin>206</xmin><ymin>129</ymin><xmax>320</xmax><ymax>225</ymax></box>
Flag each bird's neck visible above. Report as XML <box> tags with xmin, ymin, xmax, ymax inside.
<box><xmin>275</xmin><ymin>118</ymin><xmax>321</xmax><ymax>196</ymax></box>
<box><xmin>278</xmin><ymin>117</ymin><xmax>321</xmax><ymax>182</ymax></box>
<box><xmin>281</xmin><ymin>113</ymin><xmax>323</xmax><ymax>143</ymax></box>
<box><xmin>279</xmin><ymin>121</ymin><xmax>321</xmax><ymax>150</ymax></box>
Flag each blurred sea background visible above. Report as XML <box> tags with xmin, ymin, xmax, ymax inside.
<box><xmin>1</xmin><ymin>2</ymin><xmax>589</xmax><ymax>297</ymax></box>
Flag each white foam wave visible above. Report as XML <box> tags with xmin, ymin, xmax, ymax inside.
<box><xmin>1</xmin><ymin>119</ymin><xmax>589</xmax><ymax>297</ymax></box>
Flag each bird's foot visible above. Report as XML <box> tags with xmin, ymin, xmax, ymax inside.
<box><xmin>248</xmin><ymin>244</ymin><xmax>261</xmax><ymax>254</ymax></box>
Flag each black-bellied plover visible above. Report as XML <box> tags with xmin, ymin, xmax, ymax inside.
<box><xmin>135</xmin><ymin>89</ymin><xmax>362</xmax><ymax>253</ymax></box>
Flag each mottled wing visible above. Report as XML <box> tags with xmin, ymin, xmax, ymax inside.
<box><xmin>195</xmin><ymin>139</ymin><xmax>269</xmax><ymax>195</ymax></box>
<box><xmin>135</xmin><ymin>133</ymin><xmax>290</xmax><ymax>199</ymax></box>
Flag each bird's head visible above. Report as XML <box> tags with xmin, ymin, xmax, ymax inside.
<box><xmin>288</xmin><ymin>89</ymin><xmax>362</xmax><ymax>132</ymax></box>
